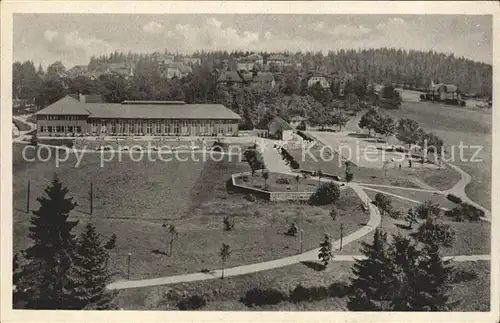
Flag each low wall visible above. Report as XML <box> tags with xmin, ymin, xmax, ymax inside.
<box><xmin>231</xmin><ymin>172</ymin><xmax>312</xmax><ymax>202</ymax></box>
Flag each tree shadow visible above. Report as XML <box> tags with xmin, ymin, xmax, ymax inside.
<box><xmin>151</xmin><ymin>249</ymin><xmax>169</xmax><ymax>256</ymax></box>
<box><xmin>347</xmin><ymin>133</ymin><xmax>370</xmax><ymax>139</ymax></box>
<box><xmin>300</xmin><ymin>261</ymin><xmax>326</xmax><ymax>271</ymax></box>
<box><xmin>394</xmin><ymin>223</ymin><xmax>412</xmax><ymax>230</ymax></box>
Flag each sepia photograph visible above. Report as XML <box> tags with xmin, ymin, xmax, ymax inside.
<box><xmin>1</xmin><ymin>1</ymin><xmax>498</xmax><ymax>322</ymax></box>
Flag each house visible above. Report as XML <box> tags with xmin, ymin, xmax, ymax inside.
<box><xmin>158</xmin><ymin>54</ymin><xmax>175</xmax><ymax>66</ymax></box>
<box><xmin>250</xmin><ymin>72</ymin><xmax>275</xmax><ymax>89</ymax></box>
<box><xmin>182</xmin><ymin>57</ymin><xmax>201</xmax><ymax>66</ymax></box>
<box><xmin>267</xmin><ymin>55</ymin><xmax>294</xmax><ymax>68</ymax></box>
<box><xmin>107</xmin><ymin>63</ymin><xmax>134</xmax><ymax>79</ymax></box>
<box><xmin>161</xmin><ymin>62</ymin><xmax>192</xmax><ymax>79</ymax></box>
<box><xmin>288</xmin><ymin>116</ymin><xmax>307</xmax><ymax>129</ymax></box>
<box><xmin>307</xmin><ymin>75</ymin><xmax>330</xmax><ymax>89</ymax></box>
<box><xmin>67</xmin><ymin>65</ymin><xmax>89</xmax><ymax>79</ymax></box>
<box><xmin>268</xmin><ymin>117</ymin><xmax>293</xmax><ymax>141</ymax></box>
<box><xmin>34</xmin><ymin>95</ymin><xmax>241</xmax><ymax>137</ymax></box>
<box><xmin>236</xmin><ymin>54</ymin><xmax>263</xmax><ymax>72</ymax></box>
<box><xmin>429</xmin><ymin>81</ymin><xmax>460</xmax><ymax>102</ymax></box>
<box><xmin>216</xmin><ymin>70</ymin><xmax>244</xmax><ymax>85</ymax></box>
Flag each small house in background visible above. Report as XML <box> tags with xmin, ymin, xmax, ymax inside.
<box><xmin>216</xmin><ymin>70</ymin><xmax>244</xmax><ymax>85</ymax></box>
<box><xmin>307</xmin><ymin>75</ymin><xmax>330</xmax><ymax>89</ymax></box>
<box><xmin>429</xmin><ymin>81</ymin><xmax>460</xmax><ymax>102</ymax></box>
<box><xmin>268</xmin><ymin>117</ymin><xmax>293</xmax><ymax>141</ymax></box>
<box><xmin>288</xmin><ymin>116</ymin><xmax>307</xmax><ymax>130</ymax></box>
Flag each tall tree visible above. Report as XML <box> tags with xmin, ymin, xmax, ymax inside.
<box><xmin>70</xmin><ymin>223</ymin><xmax>117</xmax><ymax>309</ymax></box>
<box><xmin>318</xmin><ymin>233</ymin><xmax>333</xmax><ymax>267</ymax></box>
<box><xmin>14</xmin><ymin>176</ymin><xmax>79</xmax><ymax>309</ymax></box>
<box><xmin>396</xmin><ymin>118</ymin><xmax>423</xmax><ymax>149</ymax></box>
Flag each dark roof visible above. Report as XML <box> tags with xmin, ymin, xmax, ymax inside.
<box><xmin>35</xmin><ymin>96</ymin><xmax>241</xmax><ymax>120</ymax></box>
<box><xmin>217</xmin><ymin>71</ymin><xmax>243</xmax><ymax>83</ymax></box>
<box><xmin>35</xmin><ymin>96</ymin><xmax>90</xmax><ymax>116</ymax></box>
<box><xmin>253</xmin><ymin>72</ymin><xmax>274</xmax><ymax>83</ymax></box>
<box><xmin>269</xmin><ymin>117</ymin><xmax>293</xmax><ymax>131</ymax></box>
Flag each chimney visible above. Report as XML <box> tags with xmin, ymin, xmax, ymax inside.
<box><xmin>79</xmin><ymin>93</ymin><xmax>86</xmax><ymax>103</ymax></box>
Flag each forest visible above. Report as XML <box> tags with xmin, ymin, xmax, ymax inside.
<box><xmin>12</xmin><ymin>47</ymin><xmax>492</xmax><ymax>129</ymax></box>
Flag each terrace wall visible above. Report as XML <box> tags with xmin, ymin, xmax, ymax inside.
<box><xmin>231</xmin><ymin>172</ymin><xmax>312</xmax><ymax>201</ymax></box>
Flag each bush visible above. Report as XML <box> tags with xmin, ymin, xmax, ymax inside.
<box><xmin>223</xmin><ymin>216</ymin><xmax>235</xmax><ymax>231</ymax></box>
<box><xmin>279</xmin><ymin>147</ymin><xmax>300</xmax><ymax>169</ymax></box>
<box><xmin>276</xmin><ymin>177</ymin><xmax>291</xmax><ymax>185</ymax></box>
<box><xmin>445</xmin><ymin>203</ymin><xmax>484</xmax><ymax>222</ymax></box>
<box><xmin>446</xmin><ymin>194</ymin><xmax>463</xmax><ymax>204</ymax></box>
<box><xmin>414</xmin><ymin>217</ymin><xmax>455</xmax><ymax>247</ymax></box>
<box><xmin>451</xmin><ymin>268</ymin><xmax>478</xmax><ymax>283</ymax></box>
<box><xmin>176</xmin><ymin>295</ymin><xmax>207</xmax><ymax>310</ymax></box>
<box><xmin>389</xmin><ymin>208</ymin><xmax>403</xmax><ymax>220</ymax></box>
<box><xmin>240</xmin><ymin>288</ymin><xmax>287</xmax><ymax>307</ymax></box>
<box><xmin>374</xmin><ymin>193</ymin><xmax>392</xmax><ymax>215</ymax></box>
<box><xmin>296</xmin><ymin>121</ymin><xmax>307</xmax><ymax>131</ymax></box>
<box><xmin>309</xmin><ymin>182</ymin><xmax>341</xmax><ymax>205</ymax></box>
<box><xmin>244</xmin><ymin>194</ymin><xmax>256</xmax><ymax>202</ymax></box>
<box><xmin>284</xmin><ymin>222</ymin><xmax>298</xmax><ymax>236</ymax></box>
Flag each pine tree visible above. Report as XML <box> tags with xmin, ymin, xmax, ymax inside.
<box><xmin>348</xmin><ymin>229</ymin><xmax>393</xmax><ymax>310</ymax></box>
<box><xmin>15</xmin><ymin>176</ymin><xmax>79</xmax><ymax>309</ymax></box>
<box><xmin>318</xmin><ymin>233</ymin><xmax>333</xmax><ymax>267</ymax></box>
<box><xmin>70</xmin><ymin>222</ymin><xmax>117</xmax><ymax>309</ymax></box>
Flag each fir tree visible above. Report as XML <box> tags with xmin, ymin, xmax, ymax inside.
<box><xmin>318</xmin><ymin>233</ymin><xmax>333</xmax><ymax>267</ymax></box>
<box><xmin>70</xmin><ymin>222</ymin><xmax>117</xmax><ymax>309</ymax></box>
<box><xmin>348</xmin><ymin>229</ymin><xmax>393</xmax><ymax>311</ymax></box>
<box><xmin>15</xmin><ymin>176</ymin><xmax>79</xmax><ymax>309</ymax></box>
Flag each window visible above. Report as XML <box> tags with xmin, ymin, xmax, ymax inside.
<box><xmin>174</xmin><ymin>121</ymin><xmax>180</xmax><ymax>134</ymax></box>
<box><xmin>56</xmin><ymin>126</ymin><xmax>62</xmax><ymax>132</ymax></box>
<box><xmin>135</xmin><ymin>120</ymin><xmax>142</xmax><ymax>134</ymax></box>
<box><xmin>48</xmin><ymin>126</ymin><xmax>53</xmax><ymax>133</ymax></box>
<box><xmin>101</xmin><ymin>120</ymin><xmax>107</xmax><ymax>133</ymax></box>
<box><xmin>146</xmin><ymin>120</ymin><xmax>152</xmax><ymax>134</ymax></box>
<box><xmin>63</xmin><ymin>126</ymin><xmax>68</xmax><ymax>133</ymax></box>
<box><xmin>76</xmin><ymin>126</ymin><xmax>81</xmax><ymax>133</ymax></box>
<box><xmin>68</xmin><ymin>126</ymin><xmax>74</xmax><ymax>133</ymax></box>
<box><xmin>155</xmin><ymin>120</ymin><xmax>161</xmax><ymax>133</ymax></box>
<box><xmin>110</xmin><ymin>120</ymin><xmax>116</xmax><ymax>133</ymax></box>
<box><xmin>92</xmin><ymin>120</ymin><xmax>98</xmax><ymax>133</ymax></box>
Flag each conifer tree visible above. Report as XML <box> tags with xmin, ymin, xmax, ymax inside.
<box><xmin>318</xmin><ymin>233</ymin><xmax>333</xmax><ymax>267</ymax></box>
<box><xmin>348</xmin><ymin>229</ymin><xmax>393</xmax><ymax>311</ymax></box>
<box><xmin>70</xmin><ymin>222</ymin><xmax>117</xmax><ymax>309</ymax></box>
<box><xmin>15</xmin><ymin>176</ymin><xmax>79</xmax><ymax>309</ymax></box>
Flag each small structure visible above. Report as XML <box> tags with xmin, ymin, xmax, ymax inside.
<box><xmin>288</xmin><ymin>116</ymin><xmax>307</xmax><ymax>129</ymax></box>
<box><xmin>216</xmin><ymin>70</ymin><xmax>244</xmax><ymax>85</ymax></box>
<box><xmin>268</xmin><ymin>117</ymin><xmax>293</xmax><ymax>141</ymax></box>
<box><xmin>307</xmin><ymin>75</ymin><xmax>330</xmax><ymax>89</ymax></box>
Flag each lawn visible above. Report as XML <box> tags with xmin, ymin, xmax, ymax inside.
<box><xmin>385</xmin><ymin>101</ymin><xmax>492</xmax><ymax>209</ymax></box>
<box><xmin>13</xmin><ymin>143</ymin><xmax>368</xmax><ymax>281</ymax></box>
<box><xmin>233</xmin><ymin>172</ymin><xmax>321</xmax><ymax>192</ymax></box>
<box><xmin>115</xmin><ymin>255</ymin><xmax>490</xmax><ymax>311</ymax></box>
<box><xmin>340</xmin><ymin>189</ymin><xmax>490</xmax><ymax>257</ymax></box>
<box><xmin>285</xmin><ymin>140</ymin><xmax>461</xmax><ymax>190</ymax></box>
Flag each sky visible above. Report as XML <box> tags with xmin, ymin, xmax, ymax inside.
<box><xmin>13</xmin><ymin>14</ymin><xmax>492</xmax><ymax>69</ymax></box>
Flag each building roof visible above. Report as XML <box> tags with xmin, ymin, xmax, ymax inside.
<box><xmin>253</xmin><ymin>72</ymin><xmax>274</xmax><ymax>83</ymax></box>
<box><xmin>268</xmin><ymin>55</ymin><xmax>290</xmax><ymax>61</ymax></box>
<box><xmin>217</xmin><ymin>70</ymin><xmax>243</xmax><ymax>83</ymax></box>
<box><xmin>35</xmin><ymin>96</ymin><xmax>90</xmax><ymax>116</ymax></box>
<box><xmin>269</xmin><ymin>117</ymin><xmax>293</xmax><ymax>131</ymax></box>
<box><xmin>35</xmin><ymin>96</ymin><xmax>241</xmax><ymax>120</ymax></box>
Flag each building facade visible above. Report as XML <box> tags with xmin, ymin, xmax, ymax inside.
<box><xmin>35</xmin><ymin>96</ymin><xmax>241</xmax><ymax>137</ymax></box>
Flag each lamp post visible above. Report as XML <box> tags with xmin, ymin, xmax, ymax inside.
<box><xmin>339</xmin><ymin>224</ymin><xmax>344</xmax><ymax>251</ymax></box>
<box><xmin>126</xmin><ymin>253</ymin><xmax>132</xmax><ymax>280</ymax></box>
<box><xmin>299</xmin><ymin>229</ymin><xmax>304</xmax><ymax>253</ymax></box>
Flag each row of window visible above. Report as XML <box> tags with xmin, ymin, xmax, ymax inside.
<box><xmin>90</xmin><ymin>119</ymin><xmax>236</xmax><ymax>125</ymax></box>
<box><xmin>40</xmin><ymin>126</ymin><xmax>82</xmax><ymax>133</ymax></box>
<box><xmin>41</xmin><ymin>116</ymin><xmax>83</xmax><ymax>121</ymax></box>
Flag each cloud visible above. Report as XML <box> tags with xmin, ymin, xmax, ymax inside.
<box><xmin>328</xmin><ymin>24</ymin><xmax>372</xmax><ymax>38</ymax></box>
<box><xmin>376</xmin><ymin>17</ymin><xmax>408</xmax><ymax>31</ymax></box>
<box><xmin>142</xmin><ymin>21</ymin><xmax>164</xmax><ymax>34</ymax></box>
<box><xmin>166</xmin><ymin>18</ymin><xmax>260</xmax><ymax>52</ymax></box>
<box><xmin>42</xmin><ymin>29</ymin><xmax>115</xmax><ymax>66</ymax></box>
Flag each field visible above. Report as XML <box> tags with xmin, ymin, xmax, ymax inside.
<box><xmin>114</xmin><ymin>256</ymin><xmax>490</xmax><ymax>311</ymax></box>
<box><xmin>285</xmin><ymin>143</ymin><xmax>461</xmax><ymax>190</ymax></box>
<box><xmin>233</xmin><ymin>172</ymin><xmax>322</xmax><ymax>192</ymax></box>
<box><xmin>361</xmin><ymin>186</ymin><xmax>458</xmax><ymax>209</ymax></box>
<box><xmin>13</xmin><ymin>143</ymin><xmax>368</xmax><ymax>280</ymax></box>
<box><xmin>385</xmin><ymin>101</ymin><xmax>492</xmax><ymax>209</ymax></box>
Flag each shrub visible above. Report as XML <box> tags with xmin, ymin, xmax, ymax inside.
<box><xmin>240</xmin><ymin>288</ymin><xmax>287</xmax><ymax>307</ymax></box>
<box><xmin>445</xmin><ymin>203</ymin><xmax>484</xmax><ymax>222</ymax></box>
<box><xmin>389</xmin><ymin>208</ymin><xmax>403</xmax><ymax>220</ymax></box>
<box><xmin>446</xmin><ymin>194</ymin><xmax>463</xmax><ymax>204</ymax></box>
<box><xmin>413</xmin><ymin>200</ymin><xmax>441</xmax><ymax>219</ymax></box>
<box><xmin>309</xmin><ymin>182</ymin><xmax>341</xmax><ymax>205</ymax></box>
<box><xmin>451</xmin><ymin>268</ymin><xmax>478</xmax><ymax>283</ymax></box>
<box><xmin>176</xmin><ymin>295</ymin><xmax>207</xmax><ymax>310</ymax></box>
<box><xmin>328</xmin><ymin>281</ymin><xmax>351</xmax><ymax>298</ymax></box>
<box><xmin>244</xmin><ymin>194</ymin><xmax>256</xmax><ymax>202</ymax></box>
<box><xmin>374</xmin><ymin>193</ymin><xmax>392</xmax><ymax>215</ymax></box>
<box><xmin>223</xmin><ymin>216</ymin><xmax>235</xmax><ymax>231</ymax></box>
<box><xmin>296</xmin><ymin>120</ymin><xmax>307</xmax><ymax>131</ymax></box>
<box><xmin>414</xmin><ymin>217</ymin><xmax>455</xmax><ymax>247</ymax></box>
<box><xmin>289</xmin><ymin>284</ymin><xmax>310</xmax><ymax>303</ymax></box>
<box><xmin>284</xmin><ymin>222</ymin><xmax>298</xmax><ymax>236</ymax></box>
<box><xmin>276</xmin><ymin>177</ymin><xmax>291</xmax><ymax>185</ymax></box>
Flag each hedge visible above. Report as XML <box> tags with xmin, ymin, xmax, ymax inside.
<box><xmin>296</xmin><ymin>130</ymin><xmax>315</xmax><ymax>142</ymax></box>
<box><xmin>446</xmin><ymin>194</ymin><xmax>463</xmax><ymax>204</ymax></box>
<box><xmin>279</xmin><ymin>147</ymin><xmax>300</xmax><ymax>169</ymax></box>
